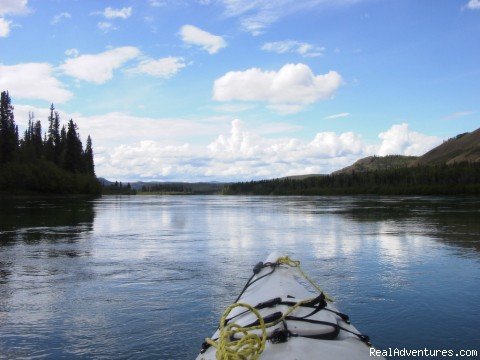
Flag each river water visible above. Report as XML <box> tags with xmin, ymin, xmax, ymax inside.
<box><xmin>0</xmin><ymin>195</ymin><xmax>479</xmax><ymax>359</ymax></box>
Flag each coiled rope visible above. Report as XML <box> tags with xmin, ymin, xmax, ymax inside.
<box><xmin>205</xmin><ymin>303</ymin><xmax>267</xmax><ymax>360</ymax></box>
<box><xmin>204</xmin><ymin>256</ymin><xmax>332</xmax><ymax>359</ymax></box>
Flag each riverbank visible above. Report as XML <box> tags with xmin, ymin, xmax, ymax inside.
<box><xmin>222</xmin><ymin>163</ymin><xmax>480</xmax><ymax>196</ymax></box>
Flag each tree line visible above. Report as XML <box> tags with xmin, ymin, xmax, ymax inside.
<box><xmin>222</xmin><ymin>162</ymin><xmax>480</xmax><ymax>195</ymax></box>
<box><xmin>102</xmin><ymin>181</ymin><xmax>136</xmax><ymax>195</ymax></box>
<box><xmin>140</xmin><ymin>184</ymin><xmax>193</xmax><ymax>194</ymax></box>
<box><xmin>0</xmin><ymin>91</ymin><xmax>100</xmax><ymax>195</ymax></box>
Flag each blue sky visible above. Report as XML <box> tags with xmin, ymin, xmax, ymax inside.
<box><xmin>0</xmin><ymin>0</ymin><xmax>479</xmax><ymax>181</ymax></box>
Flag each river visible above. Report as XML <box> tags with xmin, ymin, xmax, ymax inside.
<box><xmin>0</xmin><ymin>195</ymin><xmax>479</xmax><ymax>359</ymax></box>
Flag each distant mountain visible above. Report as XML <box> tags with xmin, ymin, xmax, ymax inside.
<box><xmin>98</xmin><ymin>177</ymin><xmax>113</xmax><ymax>186</ymax></box>
<box><xmin>412</xmin><ymin>128</ymin><xmax>480</xmax><ymax>166</ymax></box>
<box><xmin>333</xmin><ymin>155</ymin><xmax>418</xmax><ymax>175</ymax></box>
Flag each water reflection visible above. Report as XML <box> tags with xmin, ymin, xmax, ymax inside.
<box><xmin>335</xmin><ymin>196</ymin><xmax>480</xmax><ymax>253</ymax></box>
<box><xmin>0</xmin><ymin>197</ymin><xmax>96</xmax><ymax>244</ymax></box>
<box><xmin>0</xmin><ymin>196</ymin><xmax>97</xmax><ymax>358</ymax></box>
<box><xmin>0</xmin><ymin>195</ymin><xmax>479</xmax><ymax>359</ymax></box>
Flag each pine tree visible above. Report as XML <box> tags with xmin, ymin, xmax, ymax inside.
<box><xmin>53</xmin><ymin>111</ymin><xmax>61</xmax><ymax>163</ymax></box>
<box><xmin>33</xmin><ymin>120</ymin><xmax>43</xmax><ymax>158</ymax></box>
<box><xmin>64</xmin><ymin>119</ymin><xmax>84</xmax><ymax>173</ymax></box>
<box><xmin>84</xmin><ymin>135</ymin><xmax>95</xmax><ymax>175</ymax></box>
<box><xmin>46</xmin><ymin>104</ymin><xmax>61</xmax><ymax>163</ymax></box>
<box><xmin>19</xmin><ymin>112</ymin><xmax>36</xmax><ymax>160</ymax></box>
<box><xmin>0</xmin><ymin>91</ymin><xmax>18</xmax><ymax>164</ymax></box>
<box><xmin>58</xmin><ymin>124</ymin><xmax>67</xmax><ymax>166</ymax></box>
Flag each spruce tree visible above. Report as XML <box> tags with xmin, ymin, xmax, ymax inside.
<box><xmin>84</xmin><ymin>135</ymin><xmax>95</xmax><ymax>175</ymax></box>
<box><xmin>33</xmin><ymin>120</ymin><xmax>43</xmax><ymax>158</ymax></box>
<box><xmin>53</xmin><ymin>111</ymin><xmax>61</xmax><ymax>163</ymax></box>
<box><xmin>59</xmin><ymin>124</ymin><xmax>67</xmax><ymax>166</ymax></box>
<box><xmin>20</xmin><ymin>112</ymin><xmax>36</xmax><ymax>160</ymax></box>
<box><xmin>64</xmin><ymin>119</ymin><xmax>84</xmax><ymax>173</ymax></box>
<box><xmin>0</xmin><ymin>91</ymin><xmax>18</xmax><ymax>164</ymax></box>
<box><xmin>46</xmin><ymin>104</ymin><xmax>58</xmax><ymax>162</ymax></box>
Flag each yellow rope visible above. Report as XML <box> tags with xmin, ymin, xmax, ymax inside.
<box><xmin>204</xmin><ymin>256</ymin><xmax>332</xmax><ymax>359</ymax></box>
<box><xmin>205</xmin><ymin>303</ymin><xmax>267</xmax><ymax>360</ymax></box>
<box><xmin>276</xmin><ymin>256</ymin><xmax>333</xmax><ymax>302</ymax></box>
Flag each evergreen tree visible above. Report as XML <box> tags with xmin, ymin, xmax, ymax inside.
<box><xmin>84</xmin><ymin>135</ymin><xmax>95</xmax><ymax>175</ymax></box>
<box><xmin>59</xmin><ymin>124</ymin><xmax>67</xmax><ymax>166</ymax></box>
<box><xmin>45</xmin><ymin>104</ymin><xmax>61</xmax><ymax>163</ymax></box>
<box><xmin>52</xmin><ymin>111</ymin><xmax>61</xmax><ymax>163</ymax></box>
<box><xmin>64</xmin><ymin>119</ymin><xmax>84</xmax><ymax>173</ymax></box>
<box><xmin>19</xmin><ymin>112</ymin><xmax>37</xmax><ymax>160</ymax></box>
<box><xmin>0</xmin><ymin>90</ymin><xmax>101</xmax><ymax>195</ymax></box>
<box><xmin>33</xmin><ymin>120</ymin><xmax>43</xmax><ymax>158</ymax></box>
<box><xmin>0</xmin><ymin>91</ymin><xmax>18</xmax><ymax>164</ymax></box>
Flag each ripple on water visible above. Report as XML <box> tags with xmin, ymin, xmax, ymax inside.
<box><xmin>0</xmin><ymin>195</ymin><xmax>479</xmax><ymax>358</ymax></box>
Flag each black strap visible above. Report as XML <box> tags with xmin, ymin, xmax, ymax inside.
<box><xmin>324</xmin><ymin>308</ymin><xmax>350</xmax><ymax>324</ymax></box>
<box><xmin>233</xmin><ymin>262</ymin><xmax>278</xmax><ymax>303</ymax></box>
<box><xmin>296</xmin><ymin>293</ymin><xmax>327</xmax><ymax>319</ymax></box>
<box><xmin>284</xmin><ymin>316</ymin><xmax>340</xmax><ymax>340</ymax></box>
<box><xmin>268</xmin><ymin>318</ymin><xmax>340</xmax><ymax>343</ymax></box>
<box><xmin>338</xmin><ymin>325</ymin><xmax>371</xmax><ymax>345</ymax></box>
<box><xmin>285</xmin><ymin>315</ymin><xmax>369</xmax><ymax>345</ymax></box>
<box><xmin>224</xmin><ymin>297</ymin><xmax>283</xmax><ymax>325</ymax></box>
<box><xmin>201</xmin><ymin>311</ymin><xmax>284</xmax><ymax>352</ymax></box>
<box><xmin>280</xmin><ymin>294</ymin><xmax>350</xmax><ymax>324</ymax></box>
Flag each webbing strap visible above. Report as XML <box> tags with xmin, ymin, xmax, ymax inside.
<box><xmin>225</xmin><ymin>294</ymin><xmax>325</xmax><ymax>325</ymax></box>
<box><xmin>269</xmin><ymin>318</ymin><xmax>340</xmax><ymax>343</ymax></box>
<box><xmin>284</xmin><ymin>316</ymin><xmax>370</xmax><ymax>345</ymax></box>
<box><xmin>233</xmin><ymin>262</ymin><xmax>277</xmax><ymax>303</ymax></box>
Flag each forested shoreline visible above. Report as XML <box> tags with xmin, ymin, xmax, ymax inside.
<box><xmin>222</xmin><ymin>163</ymin><xmax>480</xmax><ymax>195</ymax></box>
<box><xmin>0</xmin><ymin>91</ymin><xmax>100</xmax><ymax>195</ymax></box>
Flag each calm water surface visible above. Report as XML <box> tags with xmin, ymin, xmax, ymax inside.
<box><xmin>0</xmin><ymin>195</ymin><xmax>479</xmax><ymax>359</ymax></box>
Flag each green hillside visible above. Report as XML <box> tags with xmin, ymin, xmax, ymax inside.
<box><xmin>333</xmin><ymin>155</ymin><xmax>418</xmax><ymax>175</ymax></box>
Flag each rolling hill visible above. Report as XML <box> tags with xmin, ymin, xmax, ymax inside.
<box><xmin>412</xmin><ymin>128</ymin><xmax>480</xmax><ymax>166</ymax></box>
<box><xmin>333</xmin><ymin>155</ymin><xmax>418</xmax><ymax>175</ymax></box>
<box><xmin>333</xmin><ymin>127</ymin><xmax>479</xmax><ymax>175</ymax></box>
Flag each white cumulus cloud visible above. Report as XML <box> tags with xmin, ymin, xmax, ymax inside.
<box><xmin>464</xmin><ymin>0</ymin><xmax>480</xmax><ymax>9</ymax></box>
<box><xmin>262</xmin><ymin>40</ymin><xmax>325</xmax><ymax>57</ymax></box>
<box><xmin>148</xmin><ymin>0</ymin><xmax>164</xmax><ymax>7</ymax></box>
<box><xmin>0</xmin><ymin>63</ymin><xmax>72</xmax><ymax>103</ymax></box>
<box><xmin>180</xmin><ymin>24</ymin><xmax>227</xmax><ymax>54</ymax></box>
<box><xmin>59</xmin><ymin>46</ymin><xmax>141</xmax><ymax>84</ymax></box>
<box><xmin>206</xmin><ymin>119</ymin><xmax>366</xmax><ymax>178</ymax></box>
<box><xmin>0</xmin><ymin>17</ymin><xmax>10</xmax><ymax>37</ymax></box>
<box><xmin>213</xmin><ymin>63</ymin><xmax>342</xmax><ymax>113</ymax></box>
<box><xmin>97</xmin><ymin>21</ymin><xmax>118</xmax><ymax>33</ymax></box>
<box><xmin>65</xmin><ymin>48</ymin><xmax>79</xmax><ymax>57</ymax></box>
<box><xmin>0</xmin><ymin>0</ymin><xmax>30</xmax><ymax>37</ymax></box>
<box><xmin>130</xmin><ymin>57</ymin><xmax>186</xmax><ymax>78</ymax></box>
<box><xmin>0</xmin><ymin>0</ymin><xmax>30</xmax><ymax>16</ymax></box>
<box><xmin>101</xmin><ymin>7</ymin><xmax>133</xmax><ymax>19</ymax></box>
<box><xmin>51</xmin><ymin>12</ymin><xmax>71</xmax><ymax>25</ymax></box>
<box><xmin>377</xmin><ymin>123</ymin><xmax>442</xmax><ymax>156</ymax></box>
